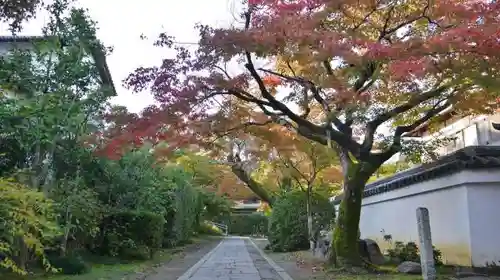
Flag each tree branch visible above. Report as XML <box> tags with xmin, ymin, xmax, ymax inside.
<box><xmin>258</xmin><ymin>67</ymin><xmax>353</xmax><ymax>136</ymax></box>
<box><xmin>242</xmin><ymin>9</ymin><xmax>360</xmax><ymax>155</ymax></box>
<box><xmin>361</xmin><ymin>85</ymin><xmax>448</xmax><ymax>156</ymax></box>
<box><xmin>376</xmin><ymin>100</ymin><xmax>452</xmax><ymax>163</ymax></box>
<box><xmin>277</xmin><ymin>150</ymin><xmax>309</xmax><ymax>183</ymax></box>
<box><xmin>211</xmin><ymin>120</ymin><xmax>273</xmax><ymax>141</ymax></box>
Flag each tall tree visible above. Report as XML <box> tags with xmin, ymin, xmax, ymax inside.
<box><xmin>119</xmin><ymin>0</ymin><xmax>500</xmax><ymax>267</ymax></box>
<box><xmin>0</xmin><ymin>3</ymin><xmax>113</xmax><ymax>191</ymax></box>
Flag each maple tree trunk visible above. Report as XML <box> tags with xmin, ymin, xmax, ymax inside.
<box><xmin>333</xmin><ymin>179</ymin><xmax>364</xmax><ymax>267</ymax></box>
<box><xmin>332</xmin><ymin>162</ymin><xmax>376</xmax><ymax>268</ymax></box>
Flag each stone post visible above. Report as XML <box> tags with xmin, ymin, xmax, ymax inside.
<box><xmin>416</xmin><ymin>207</ymin><xmax>436</xmax><ymax>280</ymax></box>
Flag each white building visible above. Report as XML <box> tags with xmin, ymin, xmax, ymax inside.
<box><xmin>0</xmin><ymin>35</ymin><xmax>115</xmax><ymax>96</ymax></box>
<box><xmin>334</xmin><ymin>114</ymin><xmax>500</xmax><ymax>267</ymax></box>
<box><xmin>0</xmin><ymin>35</ymin><xmax>115</xmax><ymax>188</ymax></box>
<box><xmin>390</xmin><ymin>111</ymin><xmax>500</xmax><ymax>162</ymax></box>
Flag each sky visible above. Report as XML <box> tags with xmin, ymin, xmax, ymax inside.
<box><xmin>7</xmin><ymin>0</ymin><xmax>243</xmax><ymax>113</ymax></box>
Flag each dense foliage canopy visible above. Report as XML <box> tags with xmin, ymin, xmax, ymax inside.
<box><xmin>112</xmin><ymin>0</ymin><xmax>500</xmax><ymax>266</ymax></box>
<box><xmin>0</xmin><ymin>2</ymin><xmax>231</xmax><ymax>276</ymax></box>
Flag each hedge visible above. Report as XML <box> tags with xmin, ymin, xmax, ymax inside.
<box><xmin>268</xmin><ymin>191</ymin><xmax>335</xmax><ymax>252</ymax></box>
<box><xmin>99</xmin><ymin>210</ymin><xmax>165</xmax><ymax>259</ymax></box>
<box><xmin>229</xmin><ymin>213</ymin><xmax>268</xmax><ymax>236</ymax></box>
<box><xmin>164</xmin><ymin>183</ymin><xmax>203</xmax><ymax>247</ymax></box>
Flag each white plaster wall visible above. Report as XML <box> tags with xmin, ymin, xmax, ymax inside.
<box><xmin>466</xmin><ymin>183</ymin><xmax>500</xmax><ymax>266</ymax></box>
<box><xmin>360</xmin><ymin>185</ymin><xmax>471</xmax><ymax>265</ymax></box>
<box><xmin>358</xmin><ymin>169</ymin><xmax>500</xmax><ymax>266</ymax></box>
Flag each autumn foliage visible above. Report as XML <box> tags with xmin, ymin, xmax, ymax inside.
<box><xmin>262</xmin><ymin>75</ymin><xmax>281</xmax><ymax>87</ymax></box>
<box><xmin>106</xmin><ymin>0</ymin><xmax>500</xmax><ymax>266</ymax></box>
<box><xmin>115</xmin><ymin>0</ymin><xmax>500</xmax><ymax>156</ymax></box>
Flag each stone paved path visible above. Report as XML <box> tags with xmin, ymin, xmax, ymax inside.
<box><xmin>178</xmin><ymin>237</ymin><xmax>290</xmax><ymax>280</ymax></box>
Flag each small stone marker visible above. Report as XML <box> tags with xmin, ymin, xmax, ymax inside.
<box><xmin>416</xmin><ymin>207</ymin><xmax>437</xmax><ymax>280</ymax></box>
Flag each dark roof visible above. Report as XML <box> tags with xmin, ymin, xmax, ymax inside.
<box><xmin>0</xmin><ymin>35</ymin><xmax>49</xmax><ymax>43</ymax></box>
<box><xmin>0</xmin><ymin>35</ymin><xmax>116</xmax><ymax>96</ymax></box>
<box><xmin>332</xmin><ymin>146</ymin><xmax>500</xmax><ymax>204</ymax></box>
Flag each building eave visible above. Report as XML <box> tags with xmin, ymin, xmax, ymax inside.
<box><xmin>0</xmin><ymin>35</ymin><xmax>116</xmax><ymax>96</ymax></box>
<box><xmin>332</xmin><ymin>146</ymin><xmax>500</xmax><ymax>205</ymax></box>
<box><xmin>0</xmin><ymin>35</ymin><xmax>49</xmax><ymax>43</ymax></box>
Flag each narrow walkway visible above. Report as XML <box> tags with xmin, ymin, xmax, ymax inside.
<box><xmin>178</xmin><ymin>237</ymin><xmax>291</xmax><ymax>280</ymax></box>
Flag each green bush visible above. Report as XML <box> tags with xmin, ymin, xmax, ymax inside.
<box><xmin>387</xmin><ymin>241</ymin><xmax>443</xmax><ymax>265</ymax></box>
<box><xmin>229</xmin><ymin>213</ymin><xmax>268</xmax><ymax>236</ymax></box>
<box><xmin>156</xmin><ymin>166</ymin><xmax>205</xmax><ymax>247</ymax></box>
<box><xmin>46</xmin><ymin>254</ymin><xmax>90</xmax><ymax>275</ymax></box>
<box><xmin>163</xmin><ymin>209</ymin><xmax>177</xmax><ymax>248</ymax></box>
<box><xmin>119</xmin><ymin>244</ymin><xmax>151</xmax><ymax>260</ymax></box>
<box><xmin>0</xmin><ymin>179</ymin><xmax>60</xmax><ymax>275</ymax></box>
<box><xmin>268</xmin><ymin>191</ymin><xmax>335</xmax><ymax>252</ymax></box>
<box><xmin>163</xmin><ymin>183</ymin><xmax>202</xmax><ymax>247</ymax></box>
<box><xmin>100</xmin><ymin>210</ymin><xmax>164</xmax><ymax>259</ymax></box>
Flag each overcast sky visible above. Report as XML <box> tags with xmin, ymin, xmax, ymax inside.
<box><xmin>5</xmin><ymin>0</ymin><xmax>243</xmax><ymax>113</ymax></box>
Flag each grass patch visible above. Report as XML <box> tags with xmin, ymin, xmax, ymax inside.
<box><xmin>3</xmin><ymin>235</ymin><xmax>219</xmax><ymax>280</ymax></box>
<box><xmin>326</xmin><ymin>264</ymin><xmax>454</xmax><ymax>280</ymax></box>
<box><xmin>44</xmin><ymin>249</ymin><xmax>173</xmax><ymax>280</ymax></box>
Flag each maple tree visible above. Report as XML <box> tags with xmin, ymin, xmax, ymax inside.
<box><xmin>174</xmin><ymin>150</ymin><xmax>257</xmax><ymax>200</ymax></box>
<box><xmin>98</xmin><ymin>104</ymin><xmax>276</xmax><ymax>202</ymax></box>
<box><xmin>118</xmin><ymin>0</ymin><xmax>500</xmax><ymax>266</ymax></box>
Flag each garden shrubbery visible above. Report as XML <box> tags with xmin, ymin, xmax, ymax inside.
<box><xmin>229</xmin><ymin>213</ymin><xmax>268</xmax><ymax>236</ymax></box>
<box><xmin>45</xmin><ymin>253</ymin><xmax>90</xmax><ymax>275</ymax></box>
<box><xmin>171</xmin><ymin>183</ymin><xmax>202</xmax><ymax>245</ymax></box>
<box><xmin>0</xmin><ymin>6</ymin><xmax>232</xmax><ymax>277</ymax></box>
<box><xmin>99</xmin><ymin>210</ymin><xmax>165</xmax><ymax>259</ymax></box>
<box><xmin>0</xmin><ymin>179</ymin><xmax>60</xmax><ymax>275</ymax></box>
<box><xmin>0</xmin><ymin>155</ymin><xmax>231</xmax><ymax>276</ymax></box>
<box><xmin>268</xmin><ymin>191</ymin><xmax>335</xmax><ymax>252</ymax></box>
<box><xmin>387</xmin><ymin>241</ymin><xmax>443</xmax><ymax>265</ymax></box>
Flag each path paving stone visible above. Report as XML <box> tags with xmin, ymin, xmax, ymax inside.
<box><xmin>180</xmin><ymin>237</ymin><xmax>286</xmax><ymax>280</ymax></box>
<box><xmin>142</xmin><ymin>238</ymin><xmax>221</xmax><ymax>280</ymax></box>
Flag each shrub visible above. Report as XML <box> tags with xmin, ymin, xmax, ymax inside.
<box><xmin>200</xmin><ymin>191</ymin><xmax>232</xmax><ymax>221</ymax></box>
<box><xmin>45</xmin><ymin>254</ymin><xmax>90</xmax><ymax>275</ymax></box>
<box><xmin>0</xmin><ymin>179</ymin><xmax>60</xmax><ymax>275</ymax></box>
<box><xmin>229</xmin><ymin>213</ymin><xmax>268</xmax><ymax>236</ymax></box>
<box><xmin>161</xmin><ymin>168</ymin><xmax>203</xmax><ymax>247</ymax></box>
<box><xmin>268</xmin><ymin>191</ymin><xmax>335</xmax><ymax>252</ymax></box>
<box><xmin>100</xmin><ymin>210</ymin><xmax>164</xmax><ymax>259</ymax></box>
<box><xmin>119</xmin><ymin>244</ymin><xmax>151</xmax><ymax>260</ymax></box>
<box><xmin>387</xmin><ymin>241</ymin><xmax>443</xmax><ymax>265</ymax></box>
<box><xmin>164</xmin><ymin>183</ymin><xmax>201</xmax><ymax>246</ymax></box>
